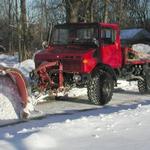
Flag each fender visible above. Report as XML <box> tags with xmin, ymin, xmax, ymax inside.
<box><xmin>91</xmin><ymin>63</ymin><xmax>117</xmax><ymax>83</ymax></box>
<box><xmin>0</xmin><ymin>66</ymin><xmax>29</xmax><ymax>107</ymax></box>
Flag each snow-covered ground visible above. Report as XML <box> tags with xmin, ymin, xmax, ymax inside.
<box><xmin>1</xmin><ymin>46</ymin><xmax>150</xmax><ymax>150</ymax></box>
<box><xmin>1</xmin><ymin>99</ymin><xmax>150</xmax><ymax>150</ymax></box>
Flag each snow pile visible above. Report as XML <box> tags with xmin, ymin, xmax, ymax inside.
<box><xmin>14</xmin><ymin>59</ymin><xmax>35</xmax><ymax>79</ymax></box>
<box><xmin>131</xmin><ymin>44</ymin><xmax>150</xmax><ymax>60</ymax></box>
<box><xmin>132</xmin><ymin>44</ymin><xmax>150</xmax><ymax>54</ymax></box>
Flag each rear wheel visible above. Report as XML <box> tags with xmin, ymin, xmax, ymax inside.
<box><xmin>138</xmin><ymin>79</ymin><xmax>148</xmax><ymax>94</ymax></box>
<box><xmin>87</xmin><ymin>70</ymin><xmax>114</xmax><ymax>105</ymax></box>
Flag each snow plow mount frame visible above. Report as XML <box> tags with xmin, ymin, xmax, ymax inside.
<box><xmin>34</xmin><ymin>61</ymin><xmax>64</xmax><ymax>93</ymax></box>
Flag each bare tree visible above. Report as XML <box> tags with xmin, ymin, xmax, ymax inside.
<box><xmin>0</xmin><ymin>0</ymin><xmax>150</xmax><ymax>59</ymax></box>
<box><xmin>103</xmin><ymin>0</ymin><xmax>109</xmax><ymax>23</ymax></box>
<box><xmin>64</xmin><ymin>0</ymin><xmax>94</xmax><ymax>23</ymax></box>
<box><xmin>65</xmin><ymin>0</ymin><xmax>81</xmax><ymax>23</ymax></box>
<box><xmin>20</xmin><ymin>0</ymin><xmax>28</xmax><ymax>61</ymax></box>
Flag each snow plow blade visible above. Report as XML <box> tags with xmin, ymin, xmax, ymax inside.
<box><xmin>0</xmin><ymin>66</ymin><xmax>29</xmax><ymax>119</ymax></box>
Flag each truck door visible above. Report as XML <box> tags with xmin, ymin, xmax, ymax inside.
<box><xmin>100</xmin><ymin>27</ymin><xmax>122</xmax><ymax>68</ymax></box>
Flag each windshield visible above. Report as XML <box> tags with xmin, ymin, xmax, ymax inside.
<box><xmin>50</xmin><ymin>25</ymin><xmax>98</xmax><ymax>45</ymax></box>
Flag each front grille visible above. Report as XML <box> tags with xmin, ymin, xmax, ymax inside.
<box><xmin>62</xmin><ymin>59</ymin><xmax>82</xmax><ymax>72</ymax></box>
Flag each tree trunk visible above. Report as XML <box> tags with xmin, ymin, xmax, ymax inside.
<box><xmin>8</xmin><ymin>0</ymin><xmax>12</xmax><ymax>52</ymax></box>
<box><xmin>65</xmin><ymin>0</ymin><xmax>81</xmax><ymax>23</ymax></box>
<box><xmin>65</xmin><ymin>0</ymin><xmax>94</xmax><ymax>23</ymax></box>
<box><xmin>20</xmin><ymin>0</ymin><xmax>28</xmax><ymax>61</ymax></box>
<box><xmin>103</xmin><ymin>0</ymin><xmax>109</xmax><ymax>23</ymax></box>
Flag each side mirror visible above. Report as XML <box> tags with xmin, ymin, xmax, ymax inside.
<box><xmin>92</xmin><ymin>38</ymin><xmax>99</xmax><ymax>47</ymax></box>
<box><xmin>42</xmin><ymin>41</ymin><xmax>48</xmax><ymax>49</ymax></box>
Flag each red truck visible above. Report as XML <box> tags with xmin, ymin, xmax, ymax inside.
<box><xmin>30</xmin><ymin>22</ymin><xmax>150</xmax><ymax>105</ymax></box>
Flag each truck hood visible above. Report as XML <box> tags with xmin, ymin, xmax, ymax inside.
<box><xmin>35</xmin><ymin>46</ymin><xmax>95</xmax><ymax>61</ymax></box>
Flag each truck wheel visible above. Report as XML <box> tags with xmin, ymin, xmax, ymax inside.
<box><xmin>87</xmin><ymin>70</ymin><xmax>114</xmax><ymax>105</ymax></box>
<box><xmin>138</xmin><ymin>79</ymin><xmax>148</xmax><ymax>94</ymax></box>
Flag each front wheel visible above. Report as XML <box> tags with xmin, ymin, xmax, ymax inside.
<box><xmin>87</xmin><ymin>70</ymin><xmax>114</xmax><ymax>105</ymax></box>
